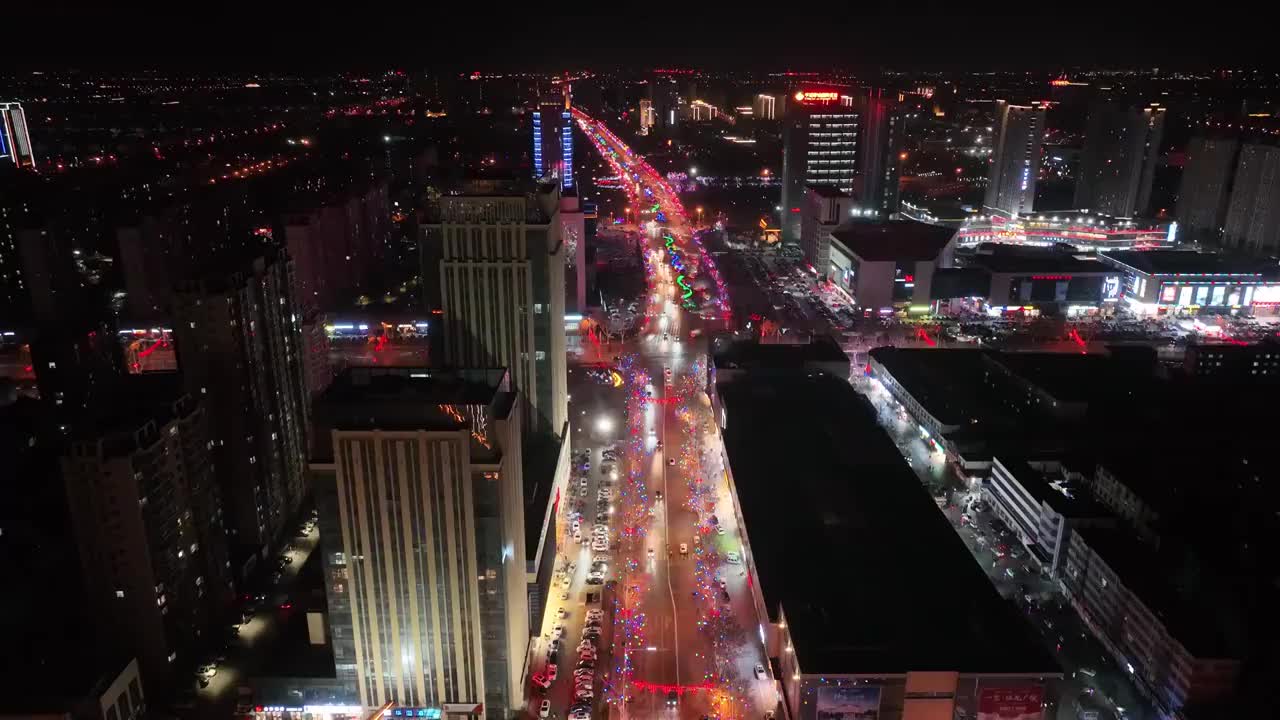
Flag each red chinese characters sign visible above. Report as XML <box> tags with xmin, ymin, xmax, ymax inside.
<box><xmin>977</xmin><ymin>686</ymin><xmax>1044</xmax><ymax>720</ymax></box>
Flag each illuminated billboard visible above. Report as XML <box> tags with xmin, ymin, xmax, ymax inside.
<box><xmin>816</xmin><ymin>686</ymin><xmax>880</xmax><ymax>720</ymax></box>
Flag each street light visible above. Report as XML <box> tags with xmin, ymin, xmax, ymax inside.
<box><xmin>689</xmin><ymin>166</ymin><xmax>698</xmax><ymax>176</ymax></box>
<box><xmin>595</xmin><ymin>416</ymin><xmax>614</xmax><ymax>434</ymax></box>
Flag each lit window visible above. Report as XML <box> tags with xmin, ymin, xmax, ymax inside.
<box><xmin>116</xmin><ymin>590</ymin><xmax>125</xmax><ymax>598</ymax></box>
<box><xmin>47</xmin><ymin>361</ymin><xmax>56</xmax><ymax>369</ymax></box>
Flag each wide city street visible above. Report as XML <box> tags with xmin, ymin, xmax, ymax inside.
<box><xmin>525</xmin><ymin>110</ymin><xmax>773</xmax><ymax>720</ymax></box>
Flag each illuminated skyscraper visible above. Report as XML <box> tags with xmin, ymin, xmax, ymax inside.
<box><xmin>984</xmin><ymin>101</ymin><xmax>1046</xmax><ymax>217</ymax></box>
<box><xmin>422</xmin><ymin>187</ymin><xmax>568</xmax><ymax>436</ymax></box>
<box><xmin>1</xmin><ymin>102</ymin><xmax>37</xmax><ymax>170</ymax></box>
<box><xmin>531</xmin><ymin>86</ymin><xmax>574</xmax><ymax>191</ymax></box>
<box><xmin>313</xmin><ymin>367</ymin><xmax>528</xmax><ymax>720</ymax></box>
<box><xmin>781</xmin><ymin>90</ymin><xmax>860</xmax><ymax>242</ymax></box>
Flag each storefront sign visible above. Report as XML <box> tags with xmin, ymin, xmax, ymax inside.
<box><xmin>977</xmin><ymin>686</ymin><xmax>1044</xmax><ymax>720</ymax></box>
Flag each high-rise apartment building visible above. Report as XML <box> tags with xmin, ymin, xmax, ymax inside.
<box><xmin>856</xmin><ymin>88</ymin><xmax>903</xmax><ymax>218</ymax></box>
<box><xmin>61</xmin><ymin>381</ymin><xmax>231</xmax><ymax>689</ymax></box>
<box><xmin>1074</xmin><ymin>103</ymin><xmax>1166</xmax><ymax>217</ymax></box>
<box><xmin>984</xmin><ymin>101</ymin><xmax>1046</xmax><ymax>218</ymax></box>
<box><xmin>422</xmin><ymin>187</ymin><xmax>567</xmax><ymax>436</ymax></box>
<box><xmin>172</xmin><ymin>248</ymin><xmax>310</xmax><ymax>560</ymax></box>
<box><xmin>1222</xmin><ymin>143</ymin><xmax>1280</xmax><ymax>254</ymax></box>
<box><xmin>781</xmin><ymin>90</ymin><xmax>861</xmax><ymax>242</ymax></box>
<box><xmin>531</xmin><ymin>87</ymin><xmax>574</xmax><ymax>192</ymax></box>
<box><xmin>312</xmin><ymin>367</ymin><xmax>529</xmax><ymax>720</ymax></box>
<box><xmin>1177</xmin><ymin>137</ymin><xmax>1239</xmax><ymax>241</ymax></box>
<box><xmin>1</xmin><ymin>101</ymin><xmax>37</xmax><ymax>170</ymax></box>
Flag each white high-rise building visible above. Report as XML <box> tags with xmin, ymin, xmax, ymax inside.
<box><xmin>314</xmin><ymin>367</ymin><xmax>528</xmax><ymax>720</ymax></box>
<box><xmin>423</xmin><ymin>187</ymin><xmax>568</xmax><ymax>436</ymax></box>
<box><xmin>984</xmin><ymin>101</ymin><xmax>1046</xmax><ymax>218</ymax></box>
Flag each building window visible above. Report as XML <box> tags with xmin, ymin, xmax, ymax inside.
<box><xmin>115</xmin><ymin>590</ymin><xmax>125</xmax><ymax>598</ymax></box>
<box><xmin>536</xmin><ymin>350</ymin><xmax>547</xmax><ymax>360</ymax></box>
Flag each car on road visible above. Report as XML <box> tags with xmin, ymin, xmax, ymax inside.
<box><xmin>754</xmin><ymin>663</ymin><xmax>768</xmax><ymax>680</ymax></box>
<box><xmin>668</xmin><ymin>457</ymin><xmax>676</xmax><ymax>466</ymax></box>
<box><xmin>1078</xmin><ymin>667</ymin><xmax>1097</xmax><ymax>678</ymax></box>
<box><xmin>532</xmin><ymin>673</ymin><xmax>552</xmax><ymax>690</ymax></box>
<box><xmin>679</xmin><ymin>543</ymin><xmax>688</xmax><ymax>555</ymax></box>
<box><xmin>725</xmin><ymin>551</ymin><xmax>741</xmax><ymax>564</ymax></box>
<box><xmin>545</xmin><ymin>665</ymin><xmax>558</xmax><ymax>681</ymax></box>
<box><xmin>716</xmin><ymin>525</ymin><xmax>726</xmax><ymax>535</ymax></box>
<box><xmin>666</xmin><ymin>690</ymin><xmax>678</xmax><ymax>706</ymax></box>
<box><xmin>539</xmin><ymin>700</ymin><xmax>551</xmax><ymax>718</ymax></box>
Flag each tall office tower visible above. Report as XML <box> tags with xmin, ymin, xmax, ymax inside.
<box><xmin>312</xmin><ymin>367</ymin><xmax>528</xmax><ymax>720</ymax></box>
<box><xmin>856</xmin><ymin>88</ymin><xmax>904</xmax><ymax>218</ymax></box>
<box><xmin>781</xmin><ymin>89</ymin><xmax>861</xmax><ymax>242</ymax></box>
<box><xmin>422</xmin><ymin>187</ymin><xmax>567</xmax><ymax>437</ymax></box>
<box><xmin>754</xmin><ymin>93</ymin><xmax>781</xmax><ymax>121</ymax></box>
<box><xmin>531</xmin><ymin>86</ymin><xmax>574</xmax><ymax>191</ymax></box>
<box><xmin>172</xmin><ymin>248</ymin><xmax>310</xmax><ymax>561</ymax></box>
<box><xmin>1223</xmin><ymin>143</ymin><xmax>1280</xmax><ymax>254</ymax></box>
<box><xmin>61</xmin><ymin>380</ymin><xmax>231</xmax><ymax>689</ymax></box>
<box><xmin>1074</xmin><ymin>102</ymin><xmax>1166</xmax><ymax>217</ymax></box>
<box><xmin>984</xmin><ymin>100</ymin><xmax>1046</xmax><ymax>218</ymax></box>
<box><xmin>1178</xmin><ymin>136</ymin><xmax>1240</xmax><ymax>242</ymax></box>
<box><xmin>639</xmin><ymin>99</ymin><xmax>654</xmax><ymax>135</ymax></box>
<box><xmin>1</xmin><ymin>101</ymin><xmax>37</xmax><ymax>170</ymax></box>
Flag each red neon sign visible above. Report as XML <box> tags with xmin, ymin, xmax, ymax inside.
<box><xmin>794</xmin><ymin>90</ymin><xmax>840</xmax><ymax>103</ymax></box>
<box><xmin>1032</xmin><ymin>275</ymin><xmax>1072</xmax><ymax>281</ymax></box>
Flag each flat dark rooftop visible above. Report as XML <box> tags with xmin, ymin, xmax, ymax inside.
<box><xmin>831</xmin><ymin>221</ymin><xmax>955</xmax><ymax>262</ymax></box>
<box><xmin>963</xmin><ymin>247</ymin><xmax>1111</xmax><ymax>274</ymax></box>
<box><xmin>869</xmin><ymin>347</ymin><xmax>988</xmax><ymax>426</ymax></box>
<box><xmin>994</xmin><ymin>458</ymin><xmax>1107</xmax><ymax>518</ymax></box>
<box><xmin>719</xmin><ymin>372</ymin><xmax>1059</xmax><ymax>676</ymax></box>
<box><xmin>1074</xmin><ymin>526</ymin><xmax>1241</xmax><ymax>658</ymax></box>
<box><xmin>712</xmin><ymin>336</ymin><xmax>848</xmax><ymax>371</ymax></box>
<box><xmin>1101</xmin><ymin>250</ymin><xmax>1279</xmax><ymax>277</ymax></box>
<box><xmin>987</xmin><ymin>352</ymin><xmax>1117</xmax><ymax>405</ymax></box>
<box><xmin>313</xmin><ymin>367</ymin><xmax>512</xmax><ymax>462</ymax></box>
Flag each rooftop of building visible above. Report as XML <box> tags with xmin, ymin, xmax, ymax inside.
<box><xmin>1101</xmin><ymin>250</ymin><xmax>1279</xmax><ymax>277</ymax></box>
<box><xmin>961</xmin><ymin>245</ymin><xmax>1112</xmax><ymax>274</ymax></box>
<box><xmin>1072</xmin><ymin>525</ymin><xmax>1243</xmax><ymax>659</ymax></box>
<box><xmin>831</xmin><ymin>221</ymin><xmax>956</xmax><ymax>262</ymax></box>
<box><xmin>986</xmin><ymin>352</ymin><xmax>1125</xmax><ymax>405</ymax></box>
<box><xmin>67</xmin><ymin>374</ymin><xmax>200</xmax><ymax>457</ymax></box>
<box><xmin>993</xmin><ymin>458</ymin><xmax>1109</xmax><ymax>518</ymax></box>
<box><xmin>868</xmin><ymin>347</ymin><xmax>989</xmax><ymax>426</ymax></box>
<box><xmin>312</xmin><ymin>367</ymin><xmax>514</xmax><ymax>463</ymax></box>
<box><xmin>711</xmin><ymin>335</ymin><xmax>849</xmax><ymax>373</ymax></box>
<box><xmin>718</xmin><ymin>372</ymin><xmax>1059</xmax><ymax>676</ymax></box>
<box><xmin>806</xmin><ymin>185</ymin><xmax>851</xmax><ymax>199</ymax></box>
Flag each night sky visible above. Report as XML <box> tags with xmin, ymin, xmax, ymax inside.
<box><xmin>4</xmin><ymin>4</ymin><xmax>1266</xmax><ymax>72</ymax></box>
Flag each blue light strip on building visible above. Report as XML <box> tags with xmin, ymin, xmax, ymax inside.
<box><xmin>560</xmin><ymin>111</ymin><xmax>574</xmax><ymax>190</ymax></box>
<box><xmin>532</xmin><ymin>111</ymin><xmax>544</xmax><ymax>178</ymax></box>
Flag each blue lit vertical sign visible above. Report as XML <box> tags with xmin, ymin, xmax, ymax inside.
<box><xmin>560</xmin><ymin>111</ymin><xmax>574</xmax><ymax>190</ymax></box>
<box><xmin>532</xmin><ymin>111</ymin><xmax>544</xmax><ymax>179</ymax></box>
